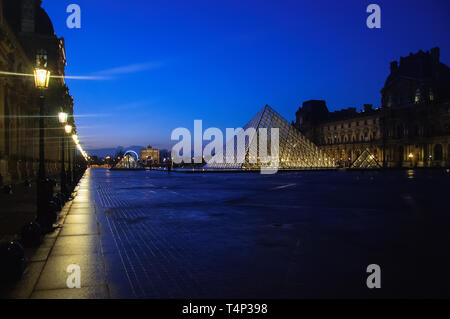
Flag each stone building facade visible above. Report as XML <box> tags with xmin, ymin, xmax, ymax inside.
<box><xmin>0</xmin><ymin>0</ymin><xmax>75</xmax><ymax>185</ymax></box>
<box><xmin>140</xmin><ymin>146</ymin><xmax>160</xmax><ymax>166</ymax></box>
<box><xmin>295</xmin><ymin>47</ymin><xmax>450</xmax><ymax>168</ymax></box>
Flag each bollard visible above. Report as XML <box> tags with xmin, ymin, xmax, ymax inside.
<box><xmin>2</xmin><ymin>184</ymin><xmax>13</xmax><ymax>195</ymax></box>
<box><xmin>0</xmin><ymin>241</ymin><xmax>26</xmax><ymax>282</ymax></box>
<box><xmin>21</xmin><ymin>221</ymin><xmax>44</xmax><ymax>247</ymax></box>
<box><xmin>36</xmin><ymin>200</ymin><xmax>59</xmax><ymax>232</ymax></box>
<box><xmin>24</xmin><ymin>179</ymin><xmax>32</xmax><ymax>188</ymax></box>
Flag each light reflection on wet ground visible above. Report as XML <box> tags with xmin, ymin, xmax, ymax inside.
<box><xmin>90</xmin><ymin>168</ymin><xmax>450</xmax><ymax>298</ymax></box>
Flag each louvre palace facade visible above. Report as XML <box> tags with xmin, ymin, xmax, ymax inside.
<box><xmin>295</xmin><ymin>47</ymin><xmax>450</xmax><ymax>168</ymax></box>
<box><xmin>0</xmin><ymin>0</ymin><xmax>74</xmax><ymax>185</ymax></box>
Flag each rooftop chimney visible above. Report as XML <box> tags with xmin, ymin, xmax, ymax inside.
<box><xmin>364</xmin><ymin>104</ymin><xmax>373</xmax><ymax>112</ymax></box>
<box><xmin>431</xmin><ymin>47</ymin><xmax>440</xmax><ymax>63</ymax></box>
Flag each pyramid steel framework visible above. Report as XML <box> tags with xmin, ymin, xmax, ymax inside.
<box><xmin>206</xmin><ymin>105</ymin><xmax>336</xmax><ymax>170</ymax></box>
<box><xmin>350</xmin><ymin>149</ymin><xmax>381</xmax><ymax>169</ymax></box>
<box><xmin>114</xmin><ymin>154</ymin><xmax>139</xmax><ymax>169</ymax></box>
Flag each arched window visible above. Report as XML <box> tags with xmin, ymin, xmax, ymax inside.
<box><xmin>414</xmin><ymin>88</ymin><xmax>421</xmax><ymax>104</ymax></box>
<box><xmin>429</xmin><ymin>89</ymin><xmax>435</xmax><ymax>102</ymax></box>
<box><xmin>434</xmin><ymin>144</ymin><xmax>443</xmax><ymax>161</ymax></box>
<box><xmin>387</xmin><ymin>96</ymin><xmax>394</xmax><ymax>107</ymax></box>
<box><xmin>397</xmin><ymin>125</ymin><xmax>404</xmax><ymax>138</ymax></box>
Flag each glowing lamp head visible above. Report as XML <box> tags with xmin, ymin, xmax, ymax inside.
<box><xmin>34</xmin><ymin>68</ymin><xmax>51</xmax><ymax>89</ymax></box>
<box><xmin>72</xmin><ymin>134</ymin><xmax>79</xmax><ymax>145</ymax></box>
<box><xmin>64</xmin><ymin>125</ymin><xmax>72</xmax><ymax>134</ymax></box>
<box><xmin>58</xmin><ymin>112</ymin><xmax>68</xmax><ymax>124</ymax></box>
<box><xmin>408</xmin><ymin>153</ymin><xmax>414</xmax><ymax>159</ymax></box>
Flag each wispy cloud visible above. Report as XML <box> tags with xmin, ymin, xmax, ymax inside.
<box><xmin>113</xmin><ymin>100</ymin><xmax>152</xmax><ymax>111</ymax></box>
<box><xmin>94</xmin><ymin>61</ymin><xmax>165</xmax><ymax>76</ymax></box>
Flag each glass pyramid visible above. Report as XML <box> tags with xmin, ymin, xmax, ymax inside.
<box><xmin>114</xmin><ymin>154</ymin><xmax>140</xmax><ymax>169</ymax></box>
<box><xmin>350</xmin><ymin>149</ymin><xmax>381</xmax><ymax>169</ymax></box>
<box><xmin>205</xmin><ymin>105</ymin><xmax>335</xmax><ymax>170</ymax></box>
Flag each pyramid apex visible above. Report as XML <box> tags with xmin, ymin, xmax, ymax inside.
<box><xmin>263</xmin><ymin>104</ymin><xmax>273</xmax><ymax>112</ymax></box>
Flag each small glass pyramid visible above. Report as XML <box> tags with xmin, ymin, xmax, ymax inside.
<box><xmin>350</xmin><ymin>149</ymin><xmax>381</xmax><ymax>169</ymax></box>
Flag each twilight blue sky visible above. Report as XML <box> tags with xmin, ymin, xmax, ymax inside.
<box><xmin>41</xmin><ymin>0</ymin><xmax>450</xmax><ymax>151</ymax></box>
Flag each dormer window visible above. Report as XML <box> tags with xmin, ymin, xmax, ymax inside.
<box><xmin>21</xmin><ymin>0</ymin><xmax>36</xmax><ymax>33</ymax></box>
<box><xmin>387</xmin><ymin>96</ymin><xmax>393</xmax><ymax>107</ymax></box>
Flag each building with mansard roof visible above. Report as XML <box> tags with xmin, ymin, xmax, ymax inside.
<box><xmin>295</xmin><ymin>47</ymin><xmax>450</xmax><ymax>168</ymax></box>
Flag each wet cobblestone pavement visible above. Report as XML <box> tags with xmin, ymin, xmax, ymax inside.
<box><xmin>4</xmin><ymin>168</ymin><xmax>450</xmax><ymax>298</ymax></box>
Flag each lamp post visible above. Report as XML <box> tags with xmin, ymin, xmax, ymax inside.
<box><xmin>58</xmin><ymin>112</ymin><xmax>68</xmax><ymax>197</ymax></box>
<box><xmin>34</xmin><ymin>64</ymin><xmax>51</xmax><ymax>223</ymax></box>
<box><xmin>72</xmin><ymin>134</ymin><xmax>80</xmax><ymax>182</ymax></box>
<box><xmin>408</xmin><ymin>152</ymin><xmax>414</xmax><ymax>168</ymax></box>
<box><xmin>64</xmin><ymin>125</ymin><xmax>73</xmax><ymax>191</ymax></box>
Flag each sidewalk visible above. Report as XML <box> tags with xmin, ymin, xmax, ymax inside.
<box><xmin>2</xmin><ymin>170</ymin><xmax>111</xmax><ymax>299</ymax></box>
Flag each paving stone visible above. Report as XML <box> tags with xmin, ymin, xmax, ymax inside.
<box><xmin>7</xmin><ymin>262</ymin><xmax>46</xmax><ymax>299</ymax></box>
<box><xmin>51</xmin><ymin>235</ymin><xmax>102</xmax><ymax>256</ymax></box>
<box><xmin>59</xmin><ymin>223</ymin><xmax>99</xmax><ymax>236</ymax></box>
<box><xmin>34</xmin><ymin>254</ymin><xmax>106</xmax><ymax>290</ymax></box>
<box><xmin>26</xmin><ymin>246</ymin><xmax>52</xmax><ymax>262</ymax></box>
<box><xmin>64</xmin><ymin>214</ymin><xmax>97</xmax><ymax>224</ymax></box>
<box><xmin>31</xmin><ymin>285</ymin><xmax>109</xmax><ymax>299</ymax></box>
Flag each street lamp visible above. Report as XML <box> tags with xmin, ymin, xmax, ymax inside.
<box><xmin>65</xmin><ymin>125</ymin><xmax>72</xmax><ymax>134</ymax></box>
<box><xmin>34</xmin><ymin>68</ymin><xmax>50</xmax><ymax>89</ymax></box>
<box><xmin>34</xmin><ymin>63</ymin><xmax>52</xmax><ymax>228</ymax></box>
<box><xmin>72</xmin><ymin>134</ymin><xmax>79</xmax><ymax>145</ymax></box>
<box><xmin>58</xmin><ymin>112</ymin><xmax>68</xmax><ymax>124</ymax></box>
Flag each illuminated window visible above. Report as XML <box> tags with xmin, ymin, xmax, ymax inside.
<box><xmin>414</xmin><ymin>89</ymin><xmax>421</xmax><ymax>104</ymax></box>
<box><xmin>36</xmin><ymin>49</ymin><xmax>48</xmax><ymax>68</ymax></box>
